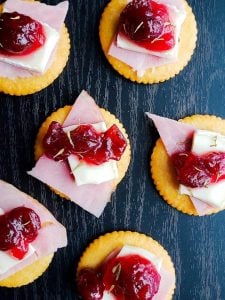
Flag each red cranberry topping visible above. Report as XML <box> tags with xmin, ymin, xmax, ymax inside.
<box><xmin>102</xmin><ymin>254</ymin><xmax>161</xmax><ymax>300</ymax></box>
<box><xmin>119</xmin><ymin>0</ymin><xmax>175</xmax><ymax>51</ymax></box>
<box><xmin>171</xmin><ymin>151</ymin><xmax>225</xmax><ymax>188</ymax></box>
<box><xmin>43</xmin><ymin>121</ymin><xmax>72</xmax><ymax>161</ymax></box>
<box><xmin>77</xmin><ymin>254</ymin><xmax>161</xmax><ymax>300</ymax></box>
<box><xmin>0</xmin><ymin>207</ymin><xmax>41</xmax><ymax>259</ymax></box>
<box><xmin>43</xmin><ymin>122</ymin><xmax>127</xmax><ymax>165</ymax></box>
<box><xmin>0</xmin><ymin>12</ymin><xmax>45</xmax><ymax>56</ymax></box>
<box><xmin>77</xmin><ymin>268</ymin><xmax>104</xmax><ymax>300</ymax></box>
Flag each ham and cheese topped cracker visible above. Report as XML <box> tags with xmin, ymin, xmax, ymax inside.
<box><xmin>77</xmin><ymin>231</ymin><xmax>176</xmax><ymax>300</ymax></box>
<box><xmin>28</xmin><ymin>91</ymin><xmax>131</xmax><ymax>217</ymax></box>
<box><xmin>0</xmin><ymin>0</ymin><xmax>70</xmax><ymax>95</ymax></box>
<box><xmin>147</xmin><ymin>113</ymin><xmax>225</xmax><ymax>216</ymax></box>
<box><xmin>99</xmin><ymin>0</ymin><xmax>197</xmax><ymax>83</ymax></box>
<box><xmin>0</xmin><ymin>0</ymin><xmax>68</xmax><ymax>77</ymax></box>
<box><xmin>0</xmin><ymin>180</ymin><xmax>67</xmax><ymax>287</ymax></box>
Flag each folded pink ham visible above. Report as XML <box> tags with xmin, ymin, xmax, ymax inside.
<box><xmin>0</xmin><ymin>0</ymin><xmax>69</xmax><ymax>78</ymax></box>
<box><xmin>154</xmin><ymin>265</ymin><xmax>175</xmax><ymax>300</ymax></box>
<box><xmin>108</xmin><ymin>0</ymin><xmax>186</xmax><ymax>77</ymax></box>
<box><xmin>146</xmin><ymin>113</ymin><xmax>216</xmax><ymax>216</ymax></box>
<box><xmin>0</xmin><ymin>180</ymin><xmax>67</xmax><ymax>281</ymax></box>
<box><xmin>28</xmin><ymin>91</ymin><xmax>115</xmax><ymax>218</ymax></box>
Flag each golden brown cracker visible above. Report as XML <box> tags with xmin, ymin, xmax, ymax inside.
<box><xmin>0</xmin><ymin>3</ymin><xmax>70</xmax><ymax>96</ymax></box>
<box><xmin>34</xmin><ymin>105</ymin><xmax>131</xmax><ymax>198</ymax></box>
<box><xmin>77</xmin><ymin>231</ymin><xmax>175</xmax><ymax>300</ymax></box>
<box><xmin>0</xmin><ymin>254</ymin><xmax>54</xmax><ymax>288</ymax></box>
<box><xmin>99</xmin><ymin>0</ymin><xmax>197</xmax><ymax>84</ymax></box>
<box><xmin>151</xmin><ymin>115</ymin><xmax>225</xmax><ymax>216</ymax></box>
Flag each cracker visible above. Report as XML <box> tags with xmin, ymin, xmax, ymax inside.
<box><xmin>0</xmin><ymin>254</ymin><xmax>54</xmax><ymax>288</ymax></box>
<box><xmin>77</xmin><ymin>231</ymin><xmax>175</xmax><ymax>300</ymax></box>
<box><xmin>99</xmin><ymin>0</ymin><xmax>197</xmax><ymax>84</ymax></box>
<box><xmin>151</xmin><ymin>114</ymin><xmax>225</xmax><ymax>216</ymax></box>
<box><xmin>34</xmin><ymin>105</ymin><xmax>131</xmax><ymax>198</ymax></box>
<box><xmin>0</xmin><ymin>3</ymin><xmax>70</xmax><ymax>96</ymax></box>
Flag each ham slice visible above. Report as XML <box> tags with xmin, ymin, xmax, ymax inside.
<box><xmin>0</xmin><ymin>180</ymin><xmax>67</xmax><ymax>281</ymax></box>
<box><xmin>154</xmin><ymin>266</ymin><xmax>175</xmax><ymax>300</ymax></box>
<box><xmin>28</xmin><ymin>91</ymin><xmax>115</xmax><ymax>218</ymax></box>
<box><xmin>0</xmin><ymin>0</ymin><xmax>69</xmax><ymax>79</ymax></box>
<box><xmin>108</xmin><ymin>0</ymin><xmax>186</xmax><ymax>76</ymax></box>
<box><xmin>146</xmin><ymin>113</ymin><xmax>216</xmax><ymax>215</ymax></box>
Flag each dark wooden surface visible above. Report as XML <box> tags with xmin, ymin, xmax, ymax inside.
<box><xmin>1</xmin><ymin>0</ymin><xmax>225</xmax><ymax>299</ymax></box>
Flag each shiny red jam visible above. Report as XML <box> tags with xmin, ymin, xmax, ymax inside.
<box><xmin>171</xmin><ymin>151</ymin><xmax>225</xmax><ymax>188</ymax></box>
<box><xmin>77</xmin><ymin>268</ymin><xmax>104</xmax><ymax>300</ymax></box>
<box><xmin>0</xmin><ymin>12</ymin><xmax>45</xmax><ymax>56</ymax></box>
<box><xmin>77</xmin><ymin>254</ymin><xmax>161</xmax><ymax>300</ymax></box>
<box><xmin>119</xmin><ymin>0</ymin><xmax>175</xmax><ymax>51</ymax></box>
<box><xmin>43</xmin><ymin>122</ymin><xmax>127</xmax><ymax>165</ymax></box>
<box><xmin>0</xmin><ymin>207</ymin><xmax>41</xmax><ymax>259</ymax></box>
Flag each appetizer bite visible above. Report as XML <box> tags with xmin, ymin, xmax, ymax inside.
<box><xmin>28</xmin><ymin>91</ymin><xmax>131</xmax><ymax>217</ymax></box>
<box><xmin>147</xmin><ymin>113</ymin><xmax>225</xmax><ymax>216</ymax></box>
<box><xmin>77</xmin><ymin>231</ymin><xmax>175</xmax><ymax>300</ymax></box>
<box><xmin>0</xmin><ymin>180</ymin><xmax>67</xmax><ymax>287</ymax></box>
<box><xmin>0</xmin><ymin>0</ymin><xmax>70</xmax><ymax>95</ymax></box>
<box><xmin>99</xmin><ymin>0</ymin><xmax>197</xmax><ymax>83</ymax></box>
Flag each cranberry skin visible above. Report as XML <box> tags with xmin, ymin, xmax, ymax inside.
<box><xmin>0</xmin><ymin>215</ymin><xmax>19</xmax><ymax>251</ymax></box>
<box><xmin>71</xmin><ymin>125</ymin><xmax>102</xmax><ymax>156</ymax></box>
<box><xmin>0</xmin><ymin>12</ymin><xmax>45</xmax><ymax>56</ymax></box>
<box><xmin>171</xmin><ymin>151</ymin><xmax>225</xmax><ymax>188</ymax></box>
<box><xmin>43</xmin><ymin>122</ymin><xmax>72</xmax><ymax>161</ymax></box>
<box><xmin>102</xmin><ymin>255</ymin><xmax>161</xmax><ymax>300</ymax></box>
<box><xmin>85</xmin><ymin>125</ymin><xmax>127</xmax><ymax>165</ymax></box>
<box><xmin>8</xmin><ymin>207</ymin><xmax>41</xmax><ymax>242</ymax></box>
<box><xmin>120</xmin><ymin>0</ymin><xmax>175</xmax><ymax>51</ymax></box>
<box><xmin>43</xmin><ymin>122</ymin><xmax>127</xmax><ymax>166</ymax></box>
<box><xmin>0</xmin><ymin>207</ymin><xmax>41</xmax><ymax>259</ymax></box>
<box><xmin>77</xmin><ymin>268</ymin><xmax>104</xmax><ymax>300</ymax></box>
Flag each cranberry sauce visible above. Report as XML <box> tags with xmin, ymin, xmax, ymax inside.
<box><xmin>77</xmin><ymin>254</ymin><xmax>161</xmax><ymax>300</ymax></box>
<box><xmin>0</xmin><ymin>207</ymin><xmax>41</xmax><ymax>259</ymax></box>
<box><xmin>171</xmin><ymin>151</ymin><xmax>225</xmax><ymax>188</ymax></box>
<box><xmin>43</xmin><ymin>122</ymin><xmax>127</xmax><ymax>165</ymax></box>
<box><xmin>0</xmin><ymin>12</ymin><xmax>45</xmax><ymax>56</ymax></box>
<box><xmin>119</xmin><ymin>0</ymin><xmax>175</xmax><ymax>51</ymax></box>
<box><xmin>77</xmin><ymin>268</ymin><xmax>104</xmax><ymax>300</ymax></box>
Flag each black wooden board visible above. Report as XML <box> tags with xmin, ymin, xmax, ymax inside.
<box><xmin>1</xmin><ymin>0</ymin><xmax>225</xmax><ymax>299</ymax></box>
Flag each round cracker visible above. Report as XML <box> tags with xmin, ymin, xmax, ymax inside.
<box><xmin>151</xmin><ymin>114</ymin><xmax>225</xmax><ymax>216</ymax></box>
<box><xmin>0</xmin><ymin>3</ymin><xmax>70</xmax><ymax>96</ymax></box>
<box><xmin>0</xmin><ymin>253</ymin><xmax>54</xmax><ymax>288</ymax></box>
<box><xmin>99</xmin><ymin>0</ymin><xmax>197</xmax><ymax>84</ymax></box>
<box><xmin>34</xmin><ymin>106</ymin><xmax>131</xmax><ymax>199</ymax></box>
<box><xmin>77</xmin><ymin>231</ymin><xmax>175</xmax><ymax>300</ymax></box>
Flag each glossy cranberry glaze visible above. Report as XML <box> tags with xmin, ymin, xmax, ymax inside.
<box><xmin>77</xmin><ymin>254</ymin><xmax>161</xmax><ymax>300</ymax></box>
<box><xmin>0</xmin><ymin>207</ymin><xmax>41</xmax><ymax>259</ymax></box>
<box><xmin>171</xmin><ymin>151</ymin><xmax>225</xmax><ymax>188</ymax></box>
<box><xmin>0</xmin><ymin>12</ymin><xmax>45</xmax><ymax>56</ymax></box>
<box><xmin>77</xmin><ymin>268</ymin><xmax>104</xmax><ymax>300</ymax></box>
<box><xmin>119</xmin><ymin>0</ymin><xmax>175</xmax><ymax>51</ymax></box>
<box><xmin>43</xmin><ymin>122</ymin><xmax>127</xmax><ymax>165</ymax></box>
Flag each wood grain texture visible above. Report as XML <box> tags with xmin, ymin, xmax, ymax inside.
<box><xmin>0</xmin><ymin>0</ymin><xmax>225</xmax><ymax>299</ymax></box>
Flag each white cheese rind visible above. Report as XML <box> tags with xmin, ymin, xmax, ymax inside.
<box><xmin>65</xmin><ymin>122</ymin><xmax>119</xmax><ymax>186</ymax></box>
<box><xmin>117</xmin><ymin>4</ymin><xmax>186</xmax><ymax>60</ymax></box>
<box><xmin>192</xmin><ymin>130</ymin><xmax>225</xmax><ymax>155</ymax></box>
<box><xmin>117</xmin><ymin>245</ymin><xmax>162</xmax><ymax>272</ymax></box>
<box><xmin>0</xmin><ymin>18</ymin><xmax>59</xmax><ymax>73</ymax></box>
<box><xmin>179</xmin><ymin>181</ymin><xmax>225</xmax><ymax>209</ymax></box>
<box><xmin>0</xmin><ymin>244</ymin><xmax>36</xmax><ymax>275</ymax></box>
<box><xmin>68</xmin><ymin>155</ymin><xmax>118</xmax><ymax>186</ymax></box>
